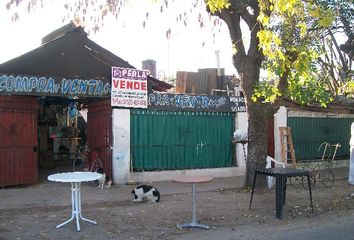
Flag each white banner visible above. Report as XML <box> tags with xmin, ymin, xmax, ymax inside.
<box><xmin>111</xmin><ymin>67</ymin><xmax>149</xmax><ymax>108</ymax></box>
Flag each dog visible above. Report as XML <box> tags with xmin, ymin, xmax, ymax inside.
<box><xmin>131</xmin><ymin>185</ymin><xmax>160</xmax><ymax>203</ymax></box>
<box><xmin>96</xmin><ymin>168</ymin><xmax>112</xmax><ymax>189</ymax></box>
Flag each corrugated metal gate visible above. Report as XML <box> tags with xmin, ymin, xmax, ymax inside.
<box><xmin>288</xmin><ymin>117</ymin><xmax>354</xmax><ymax>160</ymax></box>
<box><xmin>131</xmin><ymin>109</ymin><xmax>235</xmax><ymax>170</ymax></box>
<box><xmin>0</xmin><ymin>96</ymin><xmax>38</xmax><ymax>186</ymax></box>
<box><xmin>87</xmin><ymin>99</ymin><xmax>112</xmax><ymax>179</ymax></box>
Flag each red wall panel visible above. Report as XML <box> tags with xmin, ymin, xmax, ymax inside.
<box><xmin>0</xmin><ymin>96</ymin><xmax>38</xmax><ymax>186</ymax></box>
<box><xmin>87</xmin><ymin>99</ymin><xmax>112</xmax><ymax>179</ymax></box>
<box><xmin>267</xmin><ymin>117</ymin><xmax>275</xmax><ymax>158</ymax></box>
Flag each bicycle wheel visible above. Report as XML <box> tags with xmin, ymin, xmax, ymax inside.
<box><xmin>72</xmin><ymin>157</ymin><xmax>82</xmax><ymax>171</ymax></box>
<box><xmin>302</xmin><ymin>172</ymin><xmax>316</xmax><ymax>189</ymax></box>
<box><xmin>73</xmin><ymin>145</ymin><xmax>90</xmax><ymax>171</ymax></box>
<box><xmin>289</xmin><ymin>176</ymin><xmax>303</xmax><ymax>188</ymax></box>
<box><xmin>321</xmin><ymin>169</ymin><xmax>335</xmax><ymax>187</ymax></box>
<box><xmin>73</xmin><ymin>155</ymin><xmax>89</xmax><ymax>171</ymax></box>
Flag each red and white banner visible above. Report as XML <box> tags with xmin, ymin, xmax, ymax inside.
<box><xmin>111</xmin><ymin>67</ymin><xmax>149</xmax><ymax>108</ymax></box>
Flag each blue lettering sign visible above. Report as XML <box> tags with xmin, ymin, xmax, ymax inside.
<box><xmin>148</xmin><ymin>93</ymin><xmax>246</xmax><ymax>112</ymax></box>
<box><xmin>38</xmin><ymin>77</ymin><xmax>47</xmax><ymax>92</ymax></box>
<box><xmin>70</xmin><ymin>79</ymin><xmax>79</xmax><ymax>94</ymax></box>
<box><xmin>29</xmin><ymin>77</ymin><xmax>38</xmax><ymax>91</ymax></box>
<box><xmin>61</xmin><ymin>78</ymin><xmax>70</xmax><ymax>94</ymax></box>
<box><xmin>47</xmin><ymin>78</ymin><xmax>55</xmax><ymax>93</ymax></box>
<box><xmin>87</xmin><ymin>79</ymin><xmax>97</xmax><ymax>95</ymax></box>
<box><xmin>95</xmin><ymin>81</ymin><xmax>104</xmax><ymax>95</ymax></box>
<box><xmin>0</xmin><ymin>75</ymin><xmax>6</xmax><ymax>91</ymax></box>
<box><xmin>15</xmin><ymin>76</ymin><xmax>28</xmax><ymax>92</ymax></box>
<box><xmin>79</xmin><ymin>80</ymin><xmax>87</xmax><ymax>94</ymax></box>
<box><xmin>0</xmin><ymin>74</ymin><xmax>110</xmax><ymax>98</ymax></box>
<box><xmin>6</xmin><ymin>76</ymin><xmax>15</xmax><ymax>92</ymax></box>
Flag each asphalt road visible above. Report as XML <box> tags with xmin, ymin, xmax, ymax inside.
<box><xmin>172</xmin><ymin>209</ymin><xmax>354</xmax><ymax>240</ymax></box>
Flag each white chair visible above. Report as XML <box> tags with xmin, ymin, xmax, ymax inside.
<box><xmin>266</xmin><ymin>156</ymin><xmax>286</xmax><ymax>189</ymax></box>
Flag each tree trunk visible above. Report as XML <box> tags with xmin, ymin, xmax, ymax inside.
<box><xmin>213</xmin><ymin>0</ymin><xmax>279</xmax><ymax>189</ymax></box>
<box><xmin>239</xmin><ymin>60</ymin><xmax>279</xmax><ymax>189</ymax></box>
<box><xmin>244</xmin><ymin>102</ymin><xmax>271</xmax><ymax>188</ymax></box>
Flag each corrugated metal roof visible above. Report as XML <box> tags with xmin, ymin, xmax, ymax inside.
<box><xmin>0</xmin><ymin>22</ymin><xmax>172</xmax><ymax>92</ymax></box>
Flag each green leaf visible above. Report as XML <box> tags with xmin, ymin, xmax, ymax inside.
<box><xmin>207</xmin><ymin>0</ymin><xmax>230</xmax><ymax>13</ymax></box>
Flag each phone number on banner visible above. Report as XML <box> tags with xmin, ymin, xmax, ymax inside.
<box><xmin>112</xmin><ymin>98</ymin><xmax>147</xmax><ymax>108</ymax></box>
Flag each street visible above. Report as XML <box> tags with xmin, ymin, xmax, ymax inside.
<box><xmin>1</xmin><ymin>168</ymin><xmax>354</xmax><ymax>240</ymax></box>
<box><xmin>172</xmin><ymin>209</ymin><xmax>354</xmax><ymax>240</ymax></box>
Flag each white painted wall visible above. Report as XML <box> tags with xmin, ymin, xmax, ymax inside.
<box><xmin>288</xmin><ymin>109</ymin><xmax>353</xmax><ymax>118</ymax></box>
<box><xmin>234</xmin><ymin>112</ymin><xmax>248</xmax><ymax>170</ymax></box>
<box><xmin>349</xmin><ymin>121</ymin><xmax>354</xmax><ymax>185</ymax></box>
<box><xmin>112</xmin><ymin>109</ymin><xmax>131</xmax><ymax>183</ymax></box>
<box><xmin>130</xmin><ymin>167</ymin><xmax>245</xmax><ymax>183</ymax></box>
<box><xmin>274</xmin><ymin>106</ymin><xmax>287</xmax><ymax>161</ymax></box>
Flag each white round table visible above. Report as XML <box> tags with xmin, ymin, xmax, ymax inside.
<box><xmin>48</xmin><ymin>172</ymin><xmax>103</xmax><ymax>231</ymax></box>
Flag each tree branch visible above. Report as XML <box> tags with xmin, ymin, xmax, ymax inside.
<box><xmin>214</xmin><ymin>8</ymin><xmax>246</xmax><ymax>72</ymax></box>
<box><xmin>328</xmin><ymin>29</ymin><xmax>349</xmax><ymax>76</ymax></box>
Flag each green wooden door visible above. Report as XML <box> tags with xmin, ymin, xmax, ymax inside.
<box><xmin>131</xmin><ymin>110</ymin><xmax>235</xmax><ymax>170</ymax></box>
<box><xmin>288</xmin><ymin>117</ymin><xmax>354</xmax><ymax>161</ymax></box>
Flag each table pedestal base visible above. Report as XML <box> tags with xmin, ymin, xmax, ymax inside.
<box><xmin>57</xmin><ymin>182</ymin><xmax>97</xmax><ymax>231</ymax></box>
<box><xmin>177</xmin><ymin>222</ymin><xmax>209</xmax><ymax>229</ymax></box>
<box><xmin>177</xmin><ymin>183</ymin><xmax>209</xmax><ymax>229</ymax></box>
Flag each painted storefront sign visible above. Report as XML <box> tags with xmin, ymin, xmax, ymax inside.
<box><xmin>1</xmin><ymin>73</ymin><xmax>246</xmax><ymax>113</ymax></box>
<box><xmin>0</xmin><ymin>74</ymin><xmax>110</xmax><ymax>97</ymax></box>
<box><xmin>148</xmin><ymin>93</ymin><xmax>246</xmax><ymax>112</ymax></box>
<box><xmin>111</xmin><ymin>67</ymin><xmax>149</xmax><ymax>108</ymax></box>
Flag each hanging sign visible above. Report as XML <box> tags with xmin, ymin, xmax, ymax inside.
<box><xmin>111</xmin><ymin>67</ymin><xmax>149</xmax><ymax>108</ymax></box>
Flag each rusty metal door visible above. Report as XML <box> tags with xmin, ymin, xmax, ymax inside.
<box><xmin>87</xmin><ymin>99</ymin><xmax>112</xmax><ymax>179</ymax></box>
<box><xmin>0</xmin><ymin>96</ymin><xmax>38</xmax><ymax>186</ymax></box>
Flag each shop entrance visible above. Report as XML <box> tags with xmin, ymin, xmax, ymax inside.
<box><xmin>0</xmin><ymin>94</ymin><xmax>113</xmax><ymax>187</ymax></box>
<box><xmin>37</xmin><ymin>97</ymin><xmax>87</xmax><ymax>172</ymax></box>
<box><xmin>36</xmin><ymin>97</ymin><xmax>112</xmax><ymax>183</ymax></box>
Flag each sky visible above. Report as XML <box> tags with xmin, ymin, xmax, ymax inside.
<box><xmin>0</xmin><ymin>0</ymin><xmax>237</xmax><ymax>79</ymax></box>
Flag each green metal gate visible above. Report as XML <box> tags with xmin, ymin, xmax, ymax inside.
<box><xmin>131</xmin><ymin>109</ymin><xmax>235</xmax><ymax>170</ymax></box>
<box><xmin>288</xmin><ymin>117</ymin><xmax>354</xmax><ymax>161</ymax></box>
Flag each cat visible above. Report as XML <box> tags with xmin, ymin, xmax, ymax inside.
<box><xmin>95</xmin><ymin>167</ymin><xmax>112</xmax><ymax>189</ymax></box>
<box><xmin>131</xmin><ymin>185</ymin><xmax>160</xmax><ymax>203</ymax></box>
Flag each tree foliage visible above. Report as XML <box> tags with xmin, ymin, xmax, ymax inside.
<box><xmin>255</xmin><ymin>0</ymin><xmax>336</xmax><ymax>106</ymax></box>
<box><xmin>315</xmin><ymin>0</ymin><xmax>354</xmax><ymax>98</ymax></box>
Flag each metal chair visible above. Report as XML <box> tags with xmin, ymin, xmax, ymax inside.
<box><xmin>266</xmin><ymin>156</ymin><xmax>286</xmax><ymax>189</ymax></box>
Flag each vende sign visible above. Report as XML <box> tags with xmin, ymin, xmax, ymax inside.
<box><xmin>111</xmin><ymin>67</ymin><xmax>149</xmax><ymax>108</ymax></box>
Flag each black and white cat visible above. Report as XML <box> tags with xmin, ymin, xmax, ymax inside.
<box><xmin>96</xmin><ymin>168</ymin><xmax>112</xmax><ymax>189</ymax></box>
<box><xmin>131</xmin><ymin>185</ymin><xmax>160</xmax><ymax>203</ymax></box>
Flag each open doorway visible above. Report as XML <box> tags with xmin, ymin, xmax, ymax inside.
<box><xmin>37</xmin><ymin>97</ymin><xmax>87</xmax><ymax>181</ymax></box>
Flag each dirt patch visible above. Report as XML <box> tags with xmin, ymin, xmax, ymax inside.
<box><xmin>1</xmin><ymin>179</ymin><xmax>354</xmax><ymax>240</ymax></box>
